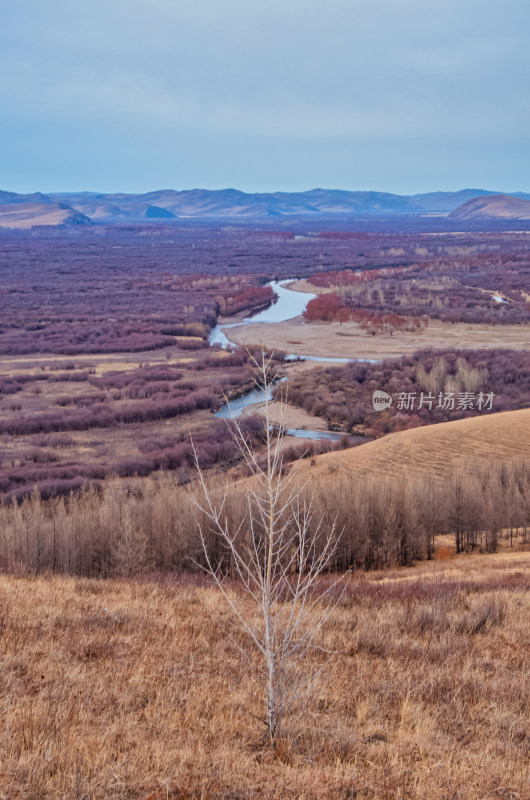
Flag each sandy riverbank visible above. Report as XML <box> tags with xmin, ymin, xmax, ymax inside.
<box><xmin>240</xmin><ymin>398</ymin><xmax>331</xmax><ymax>431</ymax></box>
<box><xmin>225</xmin><ymin>317</ymin><xmax>530</xmax><ymax>360</ymax></box>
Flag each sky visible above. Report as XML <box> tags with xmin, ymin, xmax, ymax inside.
<box><xmin>1</xmin><ymin>0</ymin><xmax>529</xmax><ymax>195</ymax></box>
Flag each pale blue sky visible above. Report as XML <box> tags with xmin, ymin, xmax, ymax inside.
<box><xmin>1</xmin><ymin>0</ymin><xmax>529</xmax><ymax>194</ymax></box>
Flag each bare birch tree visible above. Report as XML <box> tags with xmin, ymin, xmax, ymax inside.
<box><xmin>192</xmin><ymin>349</ymin><xmax>346</xmax><ymax>745</ymax></box>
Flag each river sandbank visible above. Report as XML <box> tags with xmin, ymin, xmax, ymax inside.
<box><xmin>224</xmin><ymin>316</ymin><xmax>530</xmax><ymax>360</ymax></box>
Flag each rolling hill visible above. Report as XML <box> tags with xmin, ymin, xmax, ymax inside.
<box><xmin>409</xmin><ymin>188</ymin><xmax>497</xmax><ymax>212</ymax></box>
<box><xmin>0</xmin><ymin>202</ymin><xmax>91</xmax><ymax>229</ymax></box>
<box><xmin>298</xmin><ymin>408</ymin><xmax>530</xmax><ymax>482</ymax></box>
<box><xmin>449</xmin><ymin>194</ymin><xmax>530</xmax><ymax>221</ymax></box>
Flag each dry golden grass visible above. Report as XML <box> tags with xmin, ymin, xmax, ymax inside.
<box><xmin>1</xmin><ymin>551</ymin><xmax>529</xmax><ymax>799</ymax></box>
<box><xmin>225</xmin><ymin>317</ymin><xmax>530</xmax><ymax>360</ymax></box>
<box><xmin>300</xmin><ymin>408</ymin><xmax>530</xmax><ymax>481</ymax></box>
<box><xmin>285</xmin><ymin>279</ymin><xmax>328</xmax><ymax>296</ymax></box>
<box><xmin>0</xmin><ymin>350</ymin><xmax>200</xmax><ymax>377</ymax></box>
<box><xmin>0</xmin><ymin>203</ymin><xmax>75</xmax><ymax>229</ymax></box>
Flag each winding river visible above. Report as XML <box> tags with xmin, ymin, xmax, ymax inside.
<box><xmin>208</xmin><ymin>280</ymin><xmax>316</xmax><ymax>349</ymax></box>
<box><xmin>209</xmin><ymin>280</ymin><xmax>358</xmax><ymax>363</ymax></box>
<box><xmin>210</xmin><ymin>279</ymin><xmax>370</xmax><ymax>442</ymax></box>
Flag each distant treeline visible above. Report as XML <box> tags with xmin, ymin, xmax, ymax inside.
<box><xmin>307</xmin><ymin>253</ymin><xmax>530</xmax><ymax>325</ymax></box>
<box><xmin>0</xmin><ymin>457</ymin><xmax>528</xmax><ymax>577</ymax></box>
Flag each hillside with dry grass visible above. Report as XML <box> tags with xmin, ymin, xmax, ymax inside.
<box><xmin>449</xmin><ymin>193</ymin><xmax>530</xmax><ymax>220</ymax></box>
<box><xmin>1</xmin><ymin>550</ymin><xmax>528</xmax><ymax>799</ymax></box>
<box><xmin>0</xmin><ymin>202</ymin><xmax>90</xmax><ymax>228</ymax></box>
<box><xmin>297</xmin><ymin>407</ymin><xmax>530</xmax><ymax>481</ymax></box>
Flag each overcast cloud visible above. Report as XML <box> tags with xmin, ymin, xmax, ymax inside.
<box><xmin>1</xmin><ymin>0</ymin><xmax>529</xmax><ymax>193</ymax></box>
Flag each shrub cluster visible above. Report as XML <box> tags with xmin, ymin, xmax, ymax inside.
<box><xmin>281</xmin><ymin>348</ymin><xmax>530</xmax><ymax>435</ymax></box>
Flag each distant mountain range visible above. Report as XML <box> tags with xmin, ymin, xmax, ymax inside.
<box><xmin>1</xmin><ymin>187</ymin><xmax>530</xmax><ymax>227</ymax></box>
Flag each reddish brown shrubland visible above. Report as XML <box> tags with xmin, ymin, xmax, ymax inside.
<box><xmin>282</xmin><ymin>348</ymin><xmax>530</xmax><ymax>436</ymax></box>
<box><xmin>0</xmin><ymin>552</ymin><xmax>528</xmax><ymax>798</ymax></box>
<box><xmin>307</xmin><ymin>252</ymin><xmax>530</xmax><ymax>326</ymax></box>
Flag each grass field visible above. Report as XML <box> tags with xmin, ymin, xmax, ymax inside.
<box><xmin>1</xmin><ymin>550</ymin><xmax>529</xmax><ymax>799</ymax></box>
<box><xmin>298</xmin><ymin>407</ymin><xmax>530</xmax><ymax>481</ymax></box>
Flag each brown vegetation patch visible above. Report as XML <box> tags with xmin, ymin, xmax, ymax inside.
<box><xmin>0</xmin><ymin>552</ymin><xmax>529</xmax><ymax>798</ymax></box>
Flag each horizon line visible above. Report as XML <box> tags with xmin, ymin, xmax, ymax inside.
<box><xmin>4</xmin><ymin>185</ymin><xmax>530</xmax><ymax>198</ymax></box>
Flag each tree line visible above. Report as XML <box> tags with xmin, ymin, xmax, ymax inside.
<box><xmin>0</xmin><ymin>456</ymin><xmax>527</xmax><ymax>577</ymax></box>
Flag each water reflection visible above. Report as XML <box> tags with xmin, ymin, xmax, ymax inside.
<box><xmin>208</xmin><ymin>279</ymin><xmax>316</xmax><ymax>349</ymax></box>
